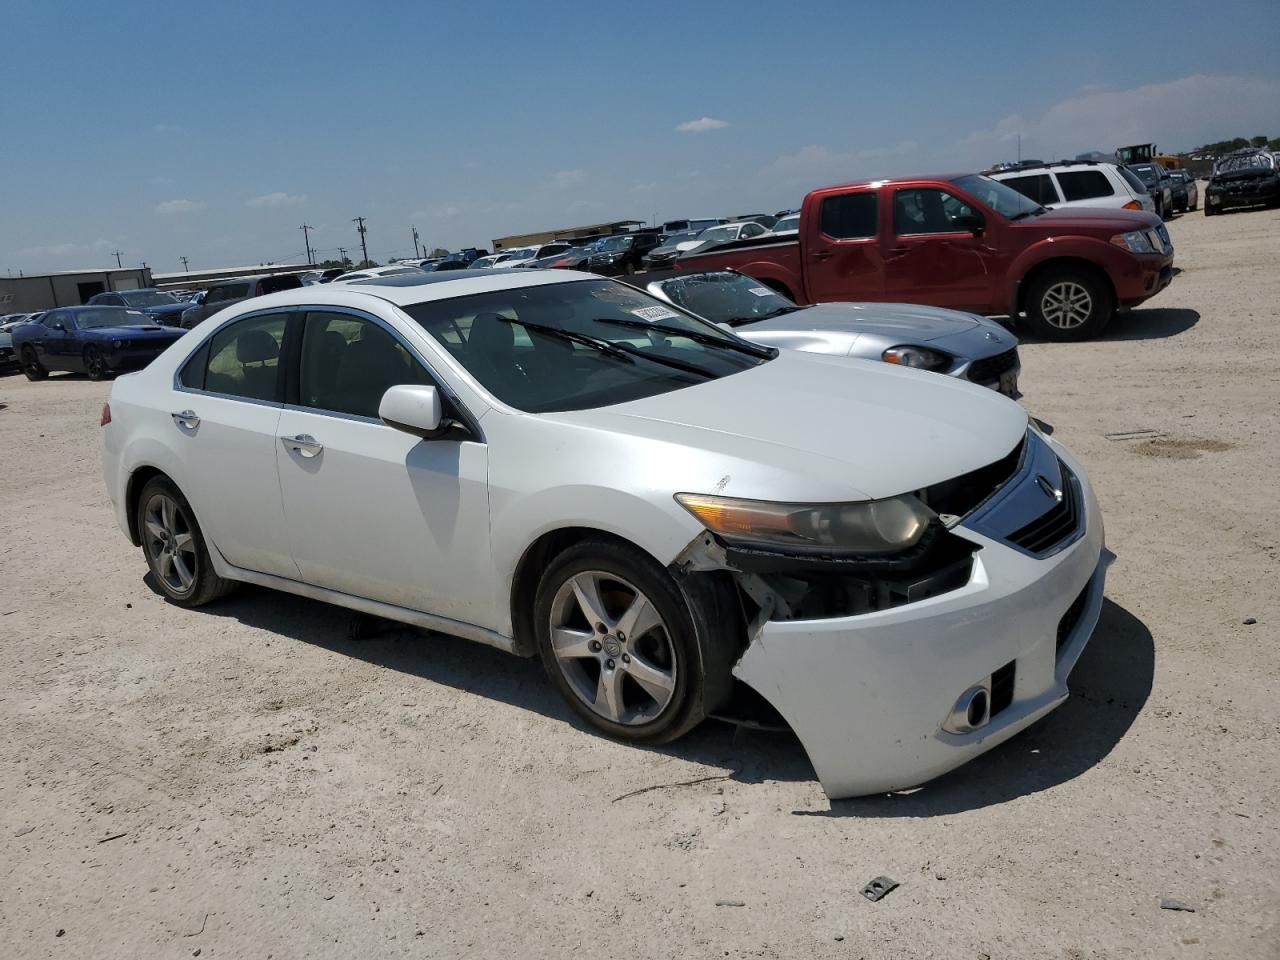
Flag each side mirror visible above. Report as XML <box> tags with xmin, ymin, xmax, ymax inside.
<box><xmin>953</xmin><ymin>212</ymin><xmax>985</xmax><ymax>233</ymax></box>
<box><xmin>380</xmin><ymin>384</ymin><xmax>443</xmax><ymax>438</ymax></box>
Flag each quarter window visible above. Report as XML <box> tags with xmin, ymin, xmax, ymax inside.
<box><xmin>818</xmin><ymin>192</ymin><xmax>877</xmax><ymax>239</ymax></box>
<box><xmin>893</xmin><ymin>189</ymin><xmax>974</xmax><ymax>235</ymax></box>
<box><xmin>1056</xmin><ymin>170</ymin><xmax>1114</xmax><ymax>201</ymax></box>
<box><xmin>1001</xmin><ymin>174</ymin><xmax>1060</xmax><ymax>205</ymax></box>
<box><xmin>203</xmin><ymin>312</ymin><xmax>287</xmax><ymax>402</ymax></box>
<box><xmin>299</xmin><ymin>312</ymin><xmax>434</xmax><ymax>419</ymax></box>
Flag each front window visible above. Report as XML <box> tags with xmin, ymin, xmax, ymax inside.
<box><xmin>596</xmin><ymin>236</ymin><xmax>635</xmax><ymax>253</ymax></box>
<box><xmin>401</xmin><ymin>278</ymin><xmax>770</xmax><ymax>413</ymax></box>
<box><xmin>299</xmin><ymin>312</ymin><xmax>435</xmax><ymax>418</ymax></box>
<box><xmin>772</xmin><ymin>215</ymin><xmax>800</xmax><ymax>231</ymax></box>
<box><xmin>950</xmin><ymin>174</ymin><xmax>1045</xmax><ymax>220</ymax></box>
<box><xmin>119</xmin><ymin>290</ymin><xmax>178</xmax><ymax>308</ymax></box>
<box><xmin>77</xmin><ymin>308</ymin><xmax>155</xmax><ymax>328</ymax></box>
<box><xmin>655</xmin><ymin>272</ymin><xmax>796</xmax><ymax>326</ymax></box>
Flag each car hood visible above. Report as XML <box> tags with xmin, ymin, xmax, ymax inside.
<box><xmin>1016</xmin><ymin>206</ymin><xmax>1161</xmax><ymax>233</ymax></box>
<box><xmin>743</xmin><ymin>302</ymin><xmax>987</xmax><ymax>343</ymax></box>
<box><xmin>142</xmin><ymin>303</ymin><xmax>189</xmax><ymax>318</ymax></box>
<box><xmin>542</xmin><ymin>350</ymin><xmax>1027</xmax><ymax>502</ymax></box>
<box><xmin>83</xmin><ymin>324</ymin><xmax>186</xmax><ymax>340</ymax></box>
<box><xmin>1211</xmin><ymin>167</ymin><xmax>1277</xmax><ymax>183</ymax></box>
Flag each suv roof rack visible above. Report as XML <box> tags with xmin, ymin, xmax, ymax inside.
<box><xmin>982</xmin><ymin>159</ymin><xmax>1111</xmax><ymax>175</ymax></box>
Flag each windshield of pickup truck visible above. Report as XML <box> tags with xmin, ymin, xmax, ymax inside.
<box><xmin>950</xmin><ymin>174</ymin><xmax>1044</xmax><ymax>220</ymax></box>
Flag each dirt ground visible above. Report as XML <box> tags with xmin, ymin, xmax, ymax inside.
<box><xmin>2</xmin><ymin>202</ymin><xmax>1278</xmax><ymax>960</ymax></box>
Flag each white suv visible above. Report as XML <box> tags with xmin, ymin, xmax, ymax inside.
<box><xmin>987</xmin><ymin>162</ymin><xmax>1154</xmax><ymax>214</ymax></box>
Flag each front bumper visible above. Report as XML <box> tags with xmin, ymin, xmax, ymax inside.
<box><xmin>1208</xmin><ymin>179</ymin><xmax>1279</xmax><ymax>209</ymax></box>
<box><xmin>732</xmin><ymin>435</ymin><xmax>1108</xmax><ymax>798</ymax></box>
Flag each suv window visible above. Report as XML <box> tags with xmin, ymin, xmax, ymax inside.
<box><xmin>818</xmin><ymin>192</ymin><xmax>877</xmax><ymax>239</ymax></box>
<box><xmin>893</xmin><ymin>188</ymin><xmax>973</xmax><ymax>235</ymax></box>
<box><xmin>202</xmin><ymin>312</ymin><xmax>287</xmax><ymax>402</ymax></box>
<box><xmin>299</xmin><ymin>311</ymin><xmax>434</xmax><ymax>419</ymax></box>
<box><xmin>1057</xmin><ymin>170</ymin><xmax>1114</xmax><ymax>201</ymax></box>
<box><xmin>1002</xmin><ymin>174</ymin><xmax>1060</xmax><ymax>205</ymax></box>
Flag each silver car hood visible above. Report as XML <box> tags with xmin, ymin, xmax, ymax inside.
<box><xmin>751</xmin><ymin>302</ymin><xmax>984</xmax><ymax>343</ymax></box>
<box><xmin>545</xmin><ymin>350</ymin><xmax>1027</xmax><ymax>502</ymax></box>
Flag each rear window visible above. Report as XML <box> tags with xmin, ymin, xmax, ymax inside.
<box><xmin>818</xmin><ymin>192</ymin><xmax>877</xmax><ymax>239</ymax></box>
<box><xmin>257</xmin><ymin>275</ymin><xmax>304</xmax><ymax>295</ymax></box>
<box><xmin>1056</xmin><ymin>170</ymin><xmax>1114</xmax><ymax>201</ymax></box>
<box><xmin>1002</xmin><ymin>174</ymin><xmax>1060</xmax><ymax>205</ymax></box>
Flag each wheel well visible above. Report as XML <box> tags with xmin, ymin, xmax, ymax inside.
<box><xmin>124</xmin><ymin>466</ymin><xmax>168</xmax><ymax>546</ymax></box>
<box><xmin>1017</xmin><ymin>257</ymin><xmax>1116</xmax><ymax>316</ymax></box>
<box><xmin>507</xmin><ymin>527</ymin><xmax>645</xmax><ymax>657</ymax></box>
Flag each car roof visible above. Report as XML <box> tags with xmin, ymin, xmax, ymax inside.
<box><xmin>238</xmin><ymin>268</ymin><xmax>599</xmax><ymax>310</ymax></box>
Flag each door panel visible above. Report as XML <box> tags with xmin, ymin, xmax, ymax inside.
<box><xmin>804</xmin><ymin>190</ymin><xmax>883</xmax><ymax>302</ymax></box>
<box><xmin>882</xmin><ymin>187</ymin><xmax>994</xmax><ymax>310</ymax></box>
<box><xmin>275</xmin><ymin>410</ymin><xmax>493</xmax><ymax>624</ymax></box>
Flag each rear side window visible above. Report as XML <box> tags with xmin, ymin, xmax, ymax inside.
<box><xmin>202</xmin><ymin>312</ymin><xmax>288</xmax><ymax>402</ymax></box>
<box><xmin>819</xmin><ymin>192</ymin><xmax>878</xmax><ymax>239</ymax></box>
<box><xmin>299</xmin><ymin>311</ymin><xmax>434</xmax><ymax>419</ymax></box>
<box><xmin>179</xmin><ymin>341</ymin><xmax>211</xmax><ymax>389</ymax></box>
<box><xmin>1002</xmin><ymin>174</ymin><xmax>1060</xmax><ymax>205</ymax></box>
<box><xmin>1057</xmin><ymin>170</ymin><xmax>1114</xmax><ymax>201</ymax></box>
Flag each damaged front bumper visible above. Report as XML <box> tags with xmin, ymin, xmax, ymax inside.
<box><xmin>724</xmin><ymin>435</ymin><xmax>1110</xmax><ymax>799</ymax></box>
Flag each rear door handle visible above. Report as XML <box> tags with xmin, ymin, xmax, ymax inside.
<box><xmin>281</xmin><ymin>434</ymin><xmax>323</xmax><ymax>458</ymax></box>
<box><xmin>171</xmin><ymin>410</ymin><xmax>200</xmax><ymax>429</ymax></box>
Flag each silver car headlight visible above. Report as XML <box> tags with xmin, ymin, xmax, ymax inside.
<box><xmin>1110</xmin><ymin>230</ymin><xmax>1155</xmax><ymax>253</ymax></box>
<box><xmin>676</xmin><ymin>493</ymin><xmax>934</xmax><ymax>555</ymax></box>
<box><xmin>881</xmin><ymin>345</ymin><xmax>951</xmax><ymax>371</ymax></box>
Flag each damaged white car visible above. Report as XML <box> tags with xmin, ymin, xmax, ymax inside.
<box><xmin>101</xmin><ymin>269</ymin><xmax>1109</xmax><ymax>798</ymax></box>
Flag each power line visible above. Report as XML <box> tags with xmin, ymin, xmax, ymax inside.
<box><xmin>352</xmin><ymin>216</ymin><xmax>369</xmax><ymax>265</ymax></box>
<box><xmin>299</xmin><ymin>224</ymin><xmax>314</xmax><ymax>265</ymax></box>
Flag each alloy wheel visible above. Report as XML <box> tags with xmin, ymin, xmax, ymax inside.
<box><xmin>85</xmin><ymin>347</ymin><xmax>107</xmax><ymax>380</ymax></box>
<box><xmin>548</xmin><ymin>570</ymin><xmax>677</xmax><ymax>725</ymax></box>
<box><xmin>143</xmin><ymin>492</ymin><xmax>198</xmax><ymax>594</ymax></box>
<box><xmin>22</xmin><ymin>348</ymin><xmax>42</xmax><ymax>378</ymax></box>
<box><xmin>1040</xmin><ymin>281</ymin><xmax>1093</xmax><ymax>330</ymax></box>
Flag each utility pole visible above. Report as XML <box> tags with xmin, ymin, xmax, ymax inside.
<box><xmin>1017</xmin><ymin>134</ymin><xmax>1022</xmax><ymax>164</ymax></box>
<box><xmin>299</xmin><ymin>224</ymin><xmax>314</xmax><ymax>264</ymax></box>
<box><xmin>353</xmin><ymin>216</ymin><xmax>369</xmax><ymax>266</ymax></box>
<box><xmin>412</xmin><ymin>226</ymin><xmax>421</xmax><ymax>259</ymax></box>
<box><xmin>112</xmin><ymin>250</ymin><xmax>123</xmax><ymax>268</ymax></box>
<box><xmin>180</xmin><ymin>256</ymin><xmax>189</xmax><ymax>272</ymax></box>
<box><xmin>338</xmin><ymin>246</ymin><xmax>348</xmax><ymax>264</ymax></box>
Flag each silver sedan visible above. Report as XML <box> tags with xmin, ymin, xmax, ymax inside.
<box><xmin>628</xmin><ymin>270</ymin><xmax>1022</xmax><ymax>397</ymax></box>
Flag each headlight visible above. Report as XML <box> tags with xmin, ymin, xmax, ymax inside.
<box><xmin>675</xmin><ymin>493</ymin><xmax>934</xmax><ymax>555</ymax></box>
<box><xmin>881</xmin><ymin>345</ymin><xmax>951</xmax><ymax>371</ymax></box>
<box><xmin>1110</xmin><ymin>230</ymin><xmax>1155</xmax><ymax>253</ymax></box>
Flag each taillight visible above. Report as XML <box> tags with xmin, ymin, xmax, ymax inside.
<box><xmin>1122</xmin><ymin>200</ymin><xmax>1141</xmax><ymax>210</ymax></box>
<box><xmin>100</xmin><ymin>402</ymin><xmax>112</xmax><ymax>426</ymax></box>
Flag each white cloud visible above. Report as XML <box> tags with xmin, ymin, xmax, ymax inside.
<box><xmin>155</xmin><ymin>199</ymin><xmax>206</xmax><ymax>215</ymax></box>
<box><xmin>630</xmin><ymin>182</ymin><xmax>658</xmax><ymax>193</ymax></box>
<box><xmin>676</xmin><ymin>117</ymin><xmax>729</xmax><ymax>133</ymax></box>
<box><xmin>153</xmin><ymin>123</ymin><xmax>183</xmax><ymax>134</ymax></box>
<box><xmin>246</xmin><ymin>191</ymin><xmax>307</xmax><ymax>208</ymax></box>
<box><xmin>552</xmin><ymin>169</ymin><xmax>586</xmax><ymax>189</ymax></box>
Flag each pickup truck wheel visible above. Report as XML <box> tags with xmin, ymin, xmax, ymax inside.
<box><xmin>1025</xmin><ymin>269</ymin><xmax>1113</xmax><ymax>342</ymax></box>
<box><xmin>534</xmin><ymin>538</ymin><xmax>709</xmax><ymax>745</ymax></box>
<box><xmin>20</xmin><ymin>346</ymin><xmax>48</xmax><ymax>381</ymax></box>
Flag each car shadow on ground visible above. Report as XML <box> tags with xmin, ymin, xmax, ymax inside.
<box><xmin>167</xmin><ymin>579</ymin><xmax>1151</xmax><ymax>813</ymax></box>
<box><xmin>1014</xmin><ymin>307</ymin><xmax>1199</xmax><ymax>345</ymax></box>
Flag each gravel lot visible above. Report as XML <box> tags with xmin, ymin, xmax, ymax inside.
<box><xmin>2</xmin><ymin>203</ymin><xmax>1278</xmax><ymax>959</ymax></box>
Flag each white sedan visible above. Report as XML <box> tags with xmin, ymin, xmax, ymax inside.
<box><xmin>101</xmin><ymin>269</ymin><xmax>1109</xmax><ymax>798</ymax></box>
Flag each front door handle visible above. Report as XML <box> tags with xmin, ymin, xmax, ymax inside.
<box><xmin>281</xmin><ymin>434</ymin><xmax>323</xmax><ymax>458</ymax></box>
<box><xmin>171</xmin><ymin>410</ymin><xmax>200</xmax><ymax>429</ymax></box>
<box><xmin>811</xmin><ymin>249</ymin><xmax>832</xmax><ymax>261</ymax></box>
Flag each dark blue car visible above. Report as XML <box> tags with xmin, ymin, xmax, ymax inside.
<box><xmin>87</xmin><ymin>288</ymin><xmax>191</xmax><ymax>326</ymax></box>
<box><xmin>13</xmin><ymin>306</ymin><xmax>186</xmax><ymax>381</ymax></box>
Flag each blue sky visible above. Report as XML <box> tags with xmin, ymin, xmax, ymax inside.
<box><xmin>2</xmin><ymin>0</ymin><xmax>1278</xmax><ymax>273</ymax></box>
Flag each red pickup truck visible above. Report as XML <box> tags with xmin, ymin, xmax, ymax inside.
<box><xmin>674</xmin><ymin>173</ymin><xmax>1174</xmax><ymax>340</ymax></box>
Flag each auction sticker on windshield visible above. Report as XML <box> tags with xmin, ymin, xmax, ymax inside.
<box><xmin>631</xmin><ymin>306</ymin><xmax>681</xmax><ymax>322</ymax></box>
<box><xmin>748</xmin><ymin>287</ymin><xmax>773</xmax><ymax>297</ymax></box>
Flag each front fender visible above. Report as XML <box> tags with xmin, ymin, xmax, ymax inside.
<box><xmin>1006</xmin><ymin>236</ymin><xmax>1131</xmax><ymax>308</ymax></box>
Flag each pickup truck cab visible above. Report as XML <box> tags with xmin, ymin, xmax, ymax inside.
<box><xmin>675</xmin><ymin>173</ymin><xmax>1174</xmax><ymax>340</ymax></box>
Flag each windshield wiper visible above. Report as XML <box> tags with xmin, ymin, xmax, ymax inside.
<box><xmin>496</xmin><ymin>316</ymin><xmax>634</xmax><ymax>364</ymax></box>
<box><xmin>588</xmin><ymin>316</ymin><xmax>776</xmax><ymax>358</ymax></box>
<box><xmin>1008</xmin><ymin>206</ymin><xmax>1047</xmax><ymax>222</ymax></box>
<box><xmin>605</xmin><ymin>340</ymin><xmax>718</xmax><ymax>379</ymax></box>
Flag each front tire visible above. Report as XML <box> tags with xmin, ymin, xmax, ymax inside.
<box><xmin>534</xmin><ymin>538</ymin><xmax>710</xmax><ymax>744</ymax></box>
<box><xmin>1024</xmin><ymin>267</ymin><xmax>1113</xmax><ymax>342</ymax></box>
<box><xmin>83</xmin><ymin>345</ymin><xmax>110</xmax><ymax>381</ymax></box>
<box><xmin>20</xmin><ymin>346</ymin><xmax>47</xmax><ymax>381</ymax></box>
<box><xmin>136</xmin><ymin>476</ymin><xmax>233</xmax><ymax>606</ymax></box>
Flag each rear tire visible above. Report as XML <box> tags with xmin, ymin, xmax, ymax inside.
<box><xmin>533</xmin><ymin>538</ymin><xmax>715</xmax><ymax>744</ymax></box>
<box><xmin>1024</xmin><ymin>267</ymin><xmax>1113</xmax><ymax>342</ymax></box>
<box><xmin>136</xmin><ymin>475</ymin><xmax>234</xmax><ymax>607</ymax></box>
<box><xmin>83</xmin><ymin>345</ymin><xmax>110</xmax><ymax>381</ymax></box>
<box><xmin>20</xmin><ymin>346</ymin><xmax>47</xmax><ymax>381</ymax></box>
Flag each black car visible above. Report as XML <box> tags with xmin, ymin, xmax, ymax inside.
<box><xmin>1205</xmin><ymin>148</ymin><xmax>1279</xmax><ymax>215</ymax></box>
<box><xmin>641</xmin><ymin>230</ymin><xmax>700</xmax><ymax>268</ymax></box>
<box><xmin>1166</xmin><ymin>170</ymin><xmax>1198</xmax><ymax>212</ymax></box>
<box><xmin>179</xmin><ymin>273</ymin><xmax>305</xmax><ymax>328</ymax></box>
<box><xmin>87</xmin><ymin>288</ymin><xmax>190</xmax><ymax>326</ymax></box>
<box><xmin>1127</xmin><ymin>162</ymin><xmax>1174</xmax><ymax>218</ymax></box>
<box><xmin>585</xmin><ymin>232</ymin><xmax>662</xmax><ymax>276</ymax></box>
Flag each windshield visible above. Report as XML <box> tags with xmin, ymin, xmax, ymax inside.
<box><xmin>695</xmin><ymin>225</ymin><xmax>738</xmax><ymax>245</ymax></box>
<box><xmin>120</xmin><ymin>290</ymin><xmax>178</xmax><ymax>307</ymax></box>
<box><xmin>772</xmin><ymin>215</ymin><xmax>799</xmax><ymax>232</ymax></box>
<box><xmin>401</xmin><ymin>279</ymin><xmax>769</xmax><ymax>413</ymax></box>
<box><xmin>656</xmin><ymin>272</ymin><xmax>795</xmax><ymax>325</ymax></box>
<box><xmin>78</xmin><ymin>308</ymin><xmax>155</xmax><ymax>329</ymax></box>
<box><xmin>950</xmin><ymin>174</ymin><xmax>1044</xmax><ymax>219</ymax></box>
<box><xmin>657</xmin><ymin>231</ymin><xmax>698</xmax><ymax>248</ymax></box>
<box><xmin>1216</xmin><ymin>152</ymin><xmax>1274</xmax><ymax>174</ymax></box>
<box><xmin>503</xmin><ymin>248</ymin><xmax>536</xmax><ymax>260</ymax></box>
<box><xmin>1118</xmin><ymin>165</ymin><xmax>1149</xmax><ymax>193</ymax></box>
<box><xmin>1129</xmin><ymin>164</ymin><xmax>1160</xmax><ymax>185</ymax></box>
<box><xmin>596</xmin><ymin>235</ymin><xmax>634</xmax><ymax>253</ymax></box>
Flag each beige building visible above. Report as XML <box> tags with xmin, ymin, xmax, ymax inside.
<box><xmin>493</xmin><ymin>220</ymin><xmax>646</xmax><ymax>251</ymax></box>
<box><xmin>0</xmin><ymin>267</ymin><xmax>153</xmax><ymax>314</ymax></box>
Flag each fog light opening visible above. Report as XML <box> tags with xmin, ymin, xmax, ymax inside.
<box><xmin>944</xmin><ymin>683</ymin><xmax>993</xmax><ymax>734</ymax></box>
<box><xmin>966</xmin><ymin>689</ymin><xmax>989</xmax><ymax>728</ymax></box>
